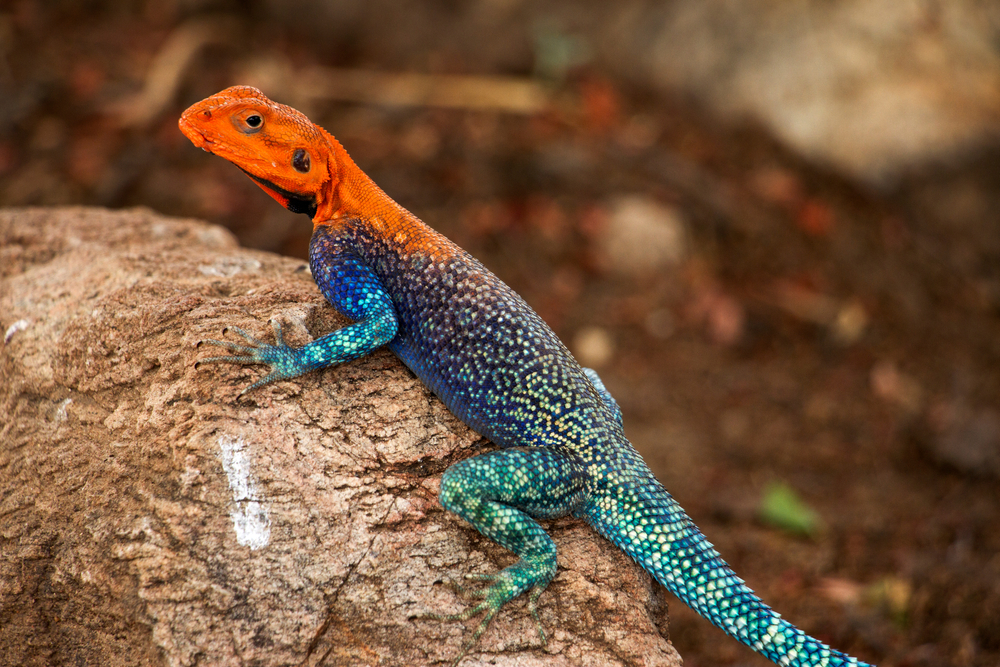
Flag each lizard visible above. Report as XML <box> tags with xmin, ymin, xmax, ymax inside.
<box><xmin>179</xmin><ymin>85</ymin><xmax>873</xmax><ymax>667</ymax></box>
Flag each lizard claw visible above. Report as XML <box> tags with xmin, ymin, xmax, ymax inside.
<box><xmin>432</xmin><ymin>576</ymin><xmax>488</xmax><ymax>602</ymax></box>
<box><xmin>413</xmin><ymin>574</ymin><xmax>548</xmax><ymax>667</ymax></box>
<box><xmin>527</xmin><ymin>586</ymin><xmax>546</xmax><ymax>645</ymax></box>
<box><xmin>415</xmin><ymin>600</ymin><xmax>500</xmax><ymax>667</ymax></box>
<box><xmin>195</xmin><ymin>320</ymin><xmax>303</xmax><ymax>393</ymax></box>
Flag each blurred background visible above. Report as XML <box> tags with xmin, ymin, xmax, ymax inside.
<box><xmin>3</xmin><ymin>1</ymin><xmax>999</xmax><ymax>665</ymax></box>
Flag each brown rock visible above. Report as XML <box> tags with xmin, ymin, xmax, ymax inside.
<box><xmin>0</xmin><ymin>207</ymin><xmax>679</xmax><ymax>667</ymax></box>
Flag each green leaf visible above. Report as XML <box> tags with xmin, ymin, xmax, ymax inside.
<box><xmin>758</xmin><ymin>481</ymin><xmax>822</xmax><ymax>537</ymax></box>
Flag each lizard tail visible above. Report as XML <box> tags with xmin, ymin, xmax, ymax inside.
<box><xmin>582</xmin><ymin>466</ymin><xmax>872</xmax><ymax>667</ymax></box>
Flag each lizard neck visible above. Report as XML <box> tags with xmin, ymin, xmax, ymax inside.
<box><xmin>313</xmin><ymin>129</ymin><xmax>407</xmax><ymax>230</ymax></box>
<box><xmin>311</xmin><ymin>127</ymin><xmax>457</xmax><ymax>264</ymax></box>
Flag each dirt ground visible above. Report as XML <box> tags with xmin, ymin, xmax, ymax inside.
<box><xmin>2</xmin><ymin>3</ymin><xmax>999</xmax><ymax>666</ymax></box>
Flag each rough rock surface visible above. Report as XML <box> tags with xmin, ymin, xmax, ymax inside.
<box><xmin>0</xmin><ymin>207</ymin><xmax>679</xmax><ymax>667</ymax></box>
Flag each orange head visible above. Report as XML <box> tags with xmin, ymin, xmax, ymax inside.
<box><xmin>179</xmin><ymin>86</ymin><xmax>336</xmax><ymax>219</ymax></box>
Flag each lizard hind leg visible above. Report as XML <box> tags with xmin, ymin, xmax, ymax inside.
<box><xmin>425</xmin><ymin>446</ymin><xmax>589</xmax><ymax>664</ymax></box>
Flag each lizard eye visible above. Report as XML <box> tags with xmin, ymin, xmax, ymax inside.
<box><xmin>292</xmin><ymin>148</ymin><xmax>311</xmax><ymax>173</ymax></box>
<box><xmin>240</xmin><ymin>114</ymin><xmax>264</xmax><ymax>133</ymax></box>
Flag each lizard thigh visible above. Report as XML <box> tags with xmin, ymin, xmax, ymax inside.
<box><xmin>439</xmin><ymin>447</ymin><xmax>589</xmax><ymax>572</ymax></box>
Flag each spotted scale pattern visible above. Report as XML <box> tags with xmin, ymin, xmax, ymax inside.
<box><xmin>212</xmin><ymin>210</ymin><xmax>872</xmax><ymax>667</ymax></box>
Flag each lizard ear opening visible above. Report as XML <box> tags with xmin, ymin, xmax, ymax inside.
<box><xmin>292</xmin><ymin>149</ymin><xmax>311</xmax><ymax>173</ymax></box>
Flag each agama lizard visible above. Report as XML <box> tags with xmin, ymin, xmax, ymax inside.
<box><xmin>180</xmin><ymin>86</ymin><xmax>872</xmax><ymax>667</ymax></box>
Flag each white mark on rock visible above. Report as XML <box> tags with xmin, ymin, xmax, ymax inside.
<box><xmin>55</xmin><ymin>398</ymin><xmax>72</xmax><ymax>422</ymax></box>
<box><xmin>217</xmin><ymin>435</ymin><xmax>271</xmax><ymax>550</ymax></box>
<box><xmin>4</xmin><ymin>319</ymin><xmax>30</xmax><ymax>344</ymax></box>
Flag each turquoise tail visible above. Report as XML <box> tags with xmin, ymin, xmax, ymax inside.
<box><xmin>582</xmin><ymin>459</ymin><xmax>872</xmax><ymax>667</ymax></box>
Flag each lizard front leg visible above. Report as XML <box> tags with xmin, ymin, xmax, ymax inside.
<box><xmin>199</xmin><ymin>251</ymin><xmax>398</xmax><ymax>393</ymax></box>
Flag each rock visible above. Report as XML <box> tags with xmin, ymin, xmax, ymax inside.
<box><xmin>0</xmin><ymin>207</ymin><xmax>679</xmax><ymax>667</ymax></box>
<box><xmin>571</xmin><ymin>325</ymin><xmax>615</xmax><ymax>367</ymax></box>
<box><xmin>629</xmin><ymin>0</ymin><xmax>1000</xmax><ymax>184</ymax></box>
<box><xmin>870</xmin><ymin>360</ymin><xmax>924</xmax><ymax>415</ymax></box>
<box><xmin>604</xmin><ymin>195</ymin><xmax>688</xmax><ymax>275</ymax></box>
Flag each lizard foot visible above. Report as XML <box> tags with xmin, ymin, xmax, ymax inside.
<box><xmin>415</xmin><ymin>570</ymin><xmax>547</xmax><ymax>667</ymax></box>
<box><xmin>197</xmin><ymin>321</ymin><xmax>304</xmax><ymax>394</ymax></box>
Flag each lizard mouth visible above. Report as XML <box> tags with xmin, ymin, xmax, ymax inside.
<box><xmin>239</xmin><ymin>167</ymin><xmax>318</xmax><ymax>218</ymax></box>
<box><xmin>178</xmin><ymin>116</ymin><xmax>214</xmax><ymax>152</ymax></box>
